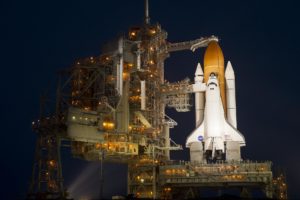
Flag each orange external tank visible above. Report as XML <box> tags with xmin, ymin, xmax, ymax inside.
<box><xmin>203</xmin><ymin>41</ymin><xmax>226</xmax><ymax>112</ymax></box>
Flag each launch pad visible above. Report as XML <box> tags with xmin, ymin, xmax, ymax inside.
<box><xmin>27</xmin><ymin>0</ymin><xmax>287</xmax><ymax>199</ymax></box>
<box><xmin>159</xmin><ymin>161</ymin><xmax>273</xmax><ymax>199</ymax></box>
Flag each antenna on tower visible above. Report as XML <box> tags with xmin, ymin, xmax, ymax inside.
<box><xmin>144</xmin><ymin>0</ymin><xmax>150</xmax><ymax>24</ymax></box>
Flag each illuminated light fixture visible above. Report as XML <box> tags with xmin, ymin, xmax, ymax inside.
<box><xmin>122</xmin><ymin>72</ymin><xmax>129</xmax><ymax>80</ymax></box>
<box><xmin>49</xmin><ymin>160</ymin><xmax>56</xmax><ymax>167</ymax></box>
<box><xmin>95</xmin><ymin>143</ymin><xmax>101</xmax><ymax>149</ymax></box>
<box><xmin>103</xmin><ymin>121</ymin><xmax>115</xmax><ymax>129</ymax></box>
<box><xmin>72</xmin><ymin>116</ymin><xmax>76</xmax><ymax>120</ymax></box>
<box><xmin>150</xmin><ymin>29</ymin><xmax>156</xmax><ymax>34</ymax></box>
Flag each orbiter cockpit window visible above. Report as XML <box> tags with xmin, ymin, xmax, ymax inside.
<box><xmin>208</xmin><ymin>82</ymin><xmax>217</xmax><ymax>87</ymax></box>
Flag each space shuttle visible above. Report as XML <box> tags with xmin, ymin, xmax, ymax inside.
<box><xmin>186</xmin><ymin>41</ymin><xmax>245</xmax><ymax>162</ymax></box>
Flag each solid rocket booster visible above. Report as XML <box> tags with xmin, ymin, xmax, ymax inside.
<box><xmin>194</xmin><ymin>63</ymin><xmax>204</xmax><ymax>127</ymax></box>
<box><xmin>203</xmin><ymin>41</ymin><xmax>226</xmax><ymax>113</ymax></box>
<box><xmin>225</xmin><ymin>61</ymin><xmax>237</xmax><ymax>128</ymax></box>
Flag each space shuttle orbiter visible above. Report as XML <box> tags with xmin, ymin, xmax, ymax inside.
<box><xmin>186</xmin><ymin>41</ymin><xmax>245</xmax><ymax>162</ymax></box>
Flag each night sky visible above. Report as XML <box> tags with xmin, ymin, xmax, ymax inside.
<box><xmin>1</xmin><ymin>0</ymin><xmax>300</xmax><ymax>199</ymax></box>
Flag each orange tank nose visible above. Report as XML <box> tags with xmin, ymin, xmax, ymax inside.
<box><xmin>203</xmin><ymin>41</ymin><xmax>226</xmax><ymax>113</ymax></box>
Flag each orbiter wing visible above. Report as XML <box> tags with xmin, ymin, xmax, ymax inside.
<box><xmin>186</xmin><ymin>120</ymin><xmax>205</xmax><ymax>147</ymax></box>
<box><xmin>224</xmin><ymin>121</ymin><xmax>246</xmax><ymax>146</ymax></box>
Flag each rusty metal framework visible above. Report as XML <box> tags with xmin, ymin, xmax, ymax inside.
<box><xmin>273</xmin><ymin>172</ymin><xmax>288</xmax><ymax>199</ymax></box>
<box><xmin>28</xmin><ymin>114</ymin><xmax>66</xmax><ymax>199</ymax></box>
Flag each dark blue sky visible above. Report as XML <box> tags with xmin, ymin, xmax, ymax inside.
<box><xmin>1</xmin><ymin>0</ymin><xmax>300</xmax><ymax>199</ymax></box>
